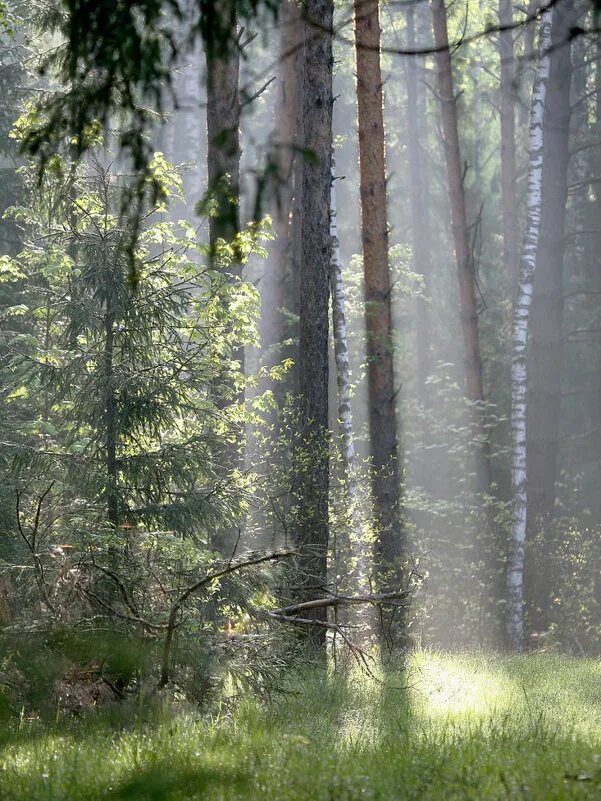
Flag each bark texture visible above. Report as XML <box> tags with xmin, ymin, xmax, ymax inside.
<box><xmin>330</xmin><ymin>159</ymin><xmax>368</xmax><ymax>591</ymax></box>
<box><xmin>506</xmin><ymin>9</ymin><xmax>553</xmax><ymax>651</ymax></box>
<box><xmin>431</xmin><ymin>0</ymin><xmax>492</xmax><ymax>495</ymax></box>
<box><xmin>206</xmin><ymin>25</ymin><xmax>241</xmax><ymax>258</ymax></box>
<box><xmin>526</xmin><ymin>0</ymin><xmax>575</xmax><ymax>631</ymax></box>
<box><xmin>294</xmin><ymin>0</ymin><xmax>333</xmax><ymax>649</ymax></box>
<box><xmin>354</xmin><ymin>0</ymin><xmax>404</xmax><ymax>627</ymax></box>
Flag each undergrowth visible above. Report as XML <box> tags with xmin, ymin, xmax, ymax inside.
<box><xmin>2</xmin><ymin>651</ymin><xmax>601</xmax><ymax>800</ymax></box>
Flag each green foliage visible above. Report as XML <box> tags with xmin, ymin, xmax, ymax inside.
<box><xmin>20</xmin><ymin>0</ymin><xmax>281</xmax><ymax>268</ymax></box>
<box><xmin>2</xmin><ymin>652</ymin><xmax>601</xmax><ymax>800</ymax></box>
<box><xmin>0</xmin><ymin>147</ymin><xmax>295</xmax><ymax>708</ymax></box>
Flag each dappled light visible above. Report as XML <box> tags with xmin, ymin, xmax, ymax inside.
<box><xmin>1</xmin><ymin>0</ymin><xmax>601</xmax><ymax>797</ymax></box>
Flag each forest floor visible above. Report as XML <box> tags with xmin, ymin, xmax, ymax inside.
<box><xmin>2</xmin><ymin>651</ymin><xmax>601</xmax><ymax>800</ymax></box>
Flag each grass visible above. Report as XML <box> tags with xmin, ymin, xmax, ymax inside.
<box><xmin>2</xmin><ymin>651</ymin><xmax>601</xmax><ymax>800</ymax></box>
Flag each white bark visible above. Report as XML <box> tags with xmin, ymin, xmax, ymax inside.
<box><xmin>506</xmin><ymin>8</ymin><xmax>553</xmax><ymax>651</ymax></box>
<box><xmin>329</xmin><ymin>160</ymin><xmax>368</xmax><ymax>591</ymax></box>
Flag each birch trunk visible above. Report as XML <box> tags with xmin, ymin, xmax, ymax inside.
<box><xmin>354</xmin><ymin>0</ymin><xmax>404</xmax><ymax>645</ymax></box>
<box><xmin>294</xmin><ymin>0</ymin><xmax>334</xmax><ymax>650</ymax></box>
<box><xmin>506</xmin><ymin>8</ymin><xmax>553</xmax><ymax>651</ymax></box>
<box><xmin>431</xmin><ymin>0</ymin><xmax>492</xmax><ymax>496</ymax></box>
<box><xmin>330</xmin><ymin>160</ymin><xmax>368</xmax><ymax>592</ymax></box>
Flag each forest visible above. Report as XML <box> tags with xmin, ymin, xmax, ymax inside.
<box><xmin>1</xmin><ymin>0</ymin><xmax>601</xmax><ymax>798</ymax></box>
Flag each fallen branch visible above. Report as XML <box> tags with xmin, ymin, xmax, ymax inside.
<box><xmin>270</xmin><ymin>590</ymin><xmax>410</xmax><ymax>618</ymax></box>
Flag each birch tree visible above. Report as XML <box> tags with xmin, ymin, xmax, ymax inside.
<box><xmin>330</xmin><ymin>159</ymin><xmax>368</xmax><ymax>593</ymax></box>
<box><xmin>506</xmin><ymin>8</ymin><xmax>553</xmax><ymax>651</ymax></box>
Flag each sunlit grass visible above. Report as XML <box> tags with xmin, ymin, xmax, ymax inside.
<box><xmin>3</xmin><ymin>651</ymin><xmax>601</xmax><ymax>799</ymax></box>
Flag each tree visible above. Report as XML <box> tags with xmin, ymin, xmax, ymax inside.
<box><xmin>404</xmin><ymin>1</ymin><xmax>432</xmax><ymax>406</ymax></box>
<box><xmin>330</xmin><ymin>157</ymin><xmax>367</xmax><ymax>594</ymax></box>
<box><xmin>354</xmin><ymin>0</ymin><xmax>404</xmax><ymax>648</ymax></box>
<box><xmin>5</xmin><ymin>153</ymin><xmax>253</xmax><ymax>538</ymax></box>
<box><xmin>506</xmin><ymin>8</ymin><xmax>553</xmax><ymax>651</ymax></box>
<box><xmin>431</xmin><ymin>0</ymin><xmax>492</xmax><ymax>496</ymax></box>
<box><xmin>205</xmin><ymin>9</ymin><xmax>240</xmax><ymax>260</ymax></box>
<box><xmin>261</xmin><ymin>0</ymin><xmax>304</xmax><ymax>391</ymax></box>
<box><xmin>526</xmin><ymin>0</ymin><xmax>577</xmax><ymax>631</ymax></box>
<box><xmin>293</xmin><ymin>0</ymin><xmax>334</xmax><ymax>650</ymax></box>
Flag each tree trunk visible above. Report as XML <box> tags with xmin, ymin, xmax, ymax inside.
<box><xmin>354</xmin><ymin>0</ymin><xmax>404</xmax><ymax>649</ymax></box>
<box><xmin>330</xmin><ymin>159</ymin><xmax>368</xmax><ymax>592</ymax></box>
<box><xmin>262</xmin><ymin>0</ymin><xmax>304</xmax><ymax>382</ymax></box>
<box><xmin>527</xmin><ymin>0</ymin><xmax>574</xmax><ymax>529</ymax></box>
<box><xmin>506</xmin><ymin>8</ymin><xmax>553</xmax><ymax>651</ymax></box>
<box><xmin>498</xmin><ymin>0</ymin><xmax>519</xmax><ymax>289</ymax></box>
<box><xmin>525</xmin><ymin>0</ymin><xmax>575</xmax><ymax>631</ymax></box>
<box><xmin>405</xmin><ymin>3</ymin><xmax>432</xmax><ymax>405</ymax></box>
<box><xmin>206</xmin><ymin>18</ymin><xmax>243</xmax><ymax>557</ymax></box>
<box><xmin>431</xmin><ymin>0</ymin><xmax>492</xmax><ymax>496</ymax></box>
<box><xmin>354</xmin><ymin>0</ymin><xmax>403</xmax><ymax>585</ymax></box>
<box><xmin>103</xmin><ymin>301</ymin><xmax>119</xmax><ymax>530</ymax></box>
<box><xmin>294</xmin><ymin>0</ymin><xmax>333</xmax><ymax>650</ymax></box>
<box><xmin>206</xmin><ymin>30</ymin><xmax>240</xmax><ymax>260</ymax></box>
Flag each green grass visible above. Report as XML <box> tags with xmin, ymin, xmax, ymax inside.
<box><xmin>2</xmin><ymin>651</ymin><xmax>601</xmax><ymax>800</ymax></box>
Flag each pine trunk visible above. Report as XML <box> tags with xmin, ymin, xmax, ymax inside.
<box><xmin>294</xmin><ymin>0</ymin><xmax>334</xmax><ymax>650</ymax></box>
<box><xmin>206</xmin><ymin>29</ymin><xmax>241</xmax><ymax>261</ymax></box>
<box><xmin>506</xmin><ymin>9</ymin><xmax>553</xmax><ymax>651</ymax></box>
<box><xmin>354</xmin><ymin>0</ymin><xmax>404</xmax><ymax>642</ymax></box>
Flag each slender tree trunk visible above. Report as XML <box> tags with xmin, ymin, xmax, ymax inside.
<box><xmin>294</xmin><ymin>0</ymin><xmax>333</xmax><ymax>650</ymax></box>
<box><xmin>354</xmin><ymin>0</ymin><xmax>404</xmax><ymax>645</ymax></box>
<box><xmin>103</xmin><ymin>303</ymin><xmax>118</xmax><ymax>530</ymax></box>
<box><xmin>526</xmin><ymin>0</ymin><xmax>575</xmax><ymax>631</ymax></box>
<box><xmin>498</xmin><ymin>0</ymin><xmax>519</xmax><ymax>289</ymax></box>
<box><xmin>506</xmin><ymin>8</ymin><xmax>553</xmax><ymax>651</ymax></box>
<box><xmin>206</xmin><ymin>20</ymin><xmax>243</xmax><ymax>557</ymax></box>
<box><xmin>330</xmin><ymin>159</ymin><xmax>368</xmax><ymax>591</ymax></box>
<box><xmin>527</xmin><ymin>0</ymin><xmax>574</xmax><ymax>528</ymax></box>
<box><xmin>405</xmin><ymin>3</ymin><xmax>432</xmax><ymax>405</ymax></box>
<box><xmin>431</xmin><ymin>0</ymin><xmax>492</xmax><ymax>496</ymax></box>
<box><xmin>262</xmin><ymin>0</ymin><xmax>303</xmax><ymax>379</ymax></box>
<box><xmin>261</xmin><ymin>0</ymin><xmax>303</xmax><ymax>401</ymax></box>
